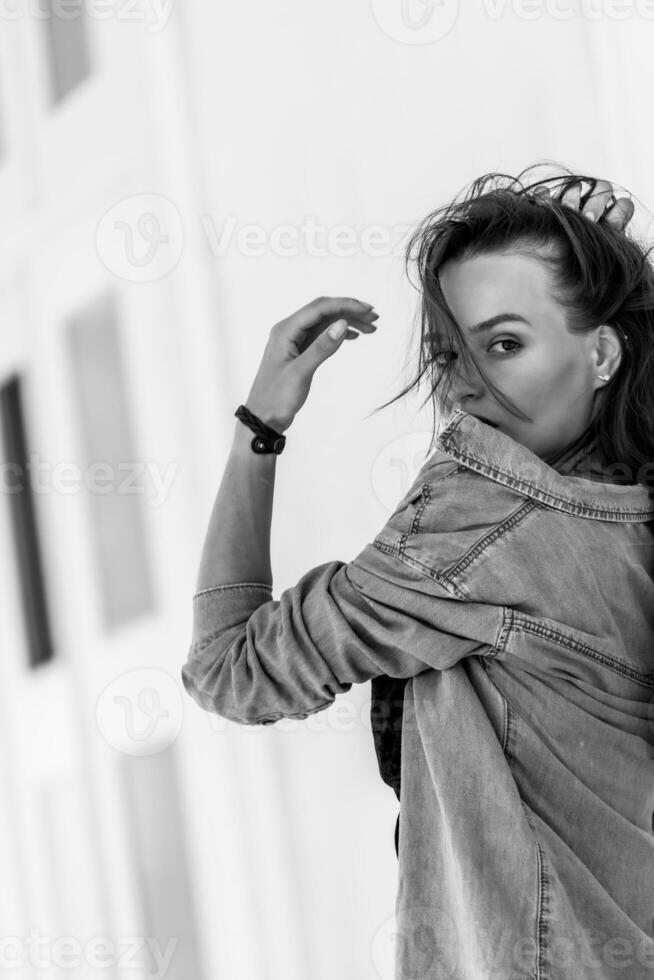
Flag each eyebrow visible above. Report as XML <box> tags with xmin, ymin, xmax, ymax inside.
<box><xmin>466</xmin><ymin>313</ymin><xmax>531</xmax><ymax>335</ymax></box>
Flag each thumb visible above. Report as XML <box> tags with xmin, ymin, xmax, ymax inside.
<box><xmin>327</xmin><ymin>318</ymin><xmax>349</xmax><ymax>342</ymax></box>
<box><xmin>297</xmin><ymin>318</ymin><xmax>350</xmax><ymax>375</ymax></box>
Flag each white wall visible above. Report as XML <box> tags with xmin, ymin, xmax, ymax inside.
<box><xmin>0</xmin><ymin>2</ymin><xmax>653</xmax><ymax>979</ymax></box>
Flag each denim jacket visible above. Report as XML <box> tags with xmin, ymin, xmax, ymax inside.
<box><xmin>181</xmin><ymin>408</ymin><xmax>654</xmax><ymax>980</ymax></box>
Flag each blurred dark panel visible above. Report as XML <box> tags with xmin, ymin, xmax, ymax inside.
<box><xmin>41</xmin><ymin>0</ymin><xmax>91</xmax><ymax>105</ymax></box>
<box><xmin>0</xmin><ymin>374</ymin><xmax>55</xmax><ymax>667</ymax></box>
<box><xmin>66</xmin><ymin>290</ymin><xmax>155</xmax><ymax>631</ymax></box>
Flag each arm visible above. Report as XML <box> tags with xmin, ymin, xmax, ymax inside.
<box><xmin>194</xmin><ymin>416</ymin><xmax>277</xmax><ymax>593</ymax></box>
<box><xmin>195</xmin><ymin>294</ymin><xmax>378</xmax><ymax>591</ymax></box>
<box><xmin>182</xmin><ymin>452</ymin><xmax>507</xmax><ymax>726</ymax></box>
<box><xmin>186</xmin><ymin>409</ymin><xmax>431</xmax><ymax>726</ymax></box>
<box><xmin>182</xmin><ymin>296</ymin><xmax>505</xmax><ymax>725</ymax></box>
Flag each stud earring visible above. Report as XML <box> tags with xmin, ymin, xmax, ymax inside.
<box><xmin>597</xmin><ymin>374</ymin><xmax>611</xmax><ymax>382</ymax></box>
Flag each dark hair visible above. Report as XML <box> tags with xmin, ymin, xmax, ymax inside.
<box><xmin>368</xmin><ymin>161</ymin><xmax>654</xmax><ymax>488</ymax></box>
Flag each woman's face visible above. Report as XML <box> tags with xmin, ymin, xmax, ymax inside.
<box><xmin>437</xmin><ymin>251</ymin><xmax>613</xmax><ymax>460</ymax></box>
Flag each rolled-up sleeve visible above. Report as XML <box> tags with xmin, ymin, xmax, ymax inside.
<box><xmin>180</xmin><ymin>535</ymin><xmax>508</xmax><ymax>726</ymax></box>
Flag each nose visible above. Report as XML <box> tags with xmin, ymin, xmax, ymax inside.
<box><xmin>445</xmin><ymin>358</ymin><xmax>485</xmax><ymax>412</ymax></box>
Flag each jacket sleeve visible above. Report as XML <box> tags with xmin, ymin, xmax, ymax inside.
<box><xmin>181</xmin><ymin>455</ymin><xmax>508</xmax><ymax>726</ymax></box>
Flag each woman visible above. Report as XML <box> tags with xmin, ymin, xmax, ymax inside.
<box><xmin>181</xmin><ymin>164</ymin><xmax>654</xmax><ymax>980</ymax></box>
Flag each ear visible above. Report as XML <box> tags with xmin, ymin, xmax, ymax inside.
<box><xmin>591</xmin><ymin>324</ymin><xmax>624</xmax><ymax>390</ymax></box>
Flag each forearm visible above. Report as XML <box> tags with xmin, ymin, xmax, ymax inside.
<box><xmin>195</xmin><ymin>417</ymin><xmax>278</xmax><ymax>592</ymax></box>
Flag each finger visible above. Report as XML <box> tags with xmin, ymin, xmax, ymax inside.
<box><xmin>296</xmin><ymin>316</ymin><xmax>369</xmax><ymax>372</ymax></box>
<box><xmin>580</xmin><ymin>178</ymin><xmax>614</xmax><ymax>222</ymax></box>
<box><xmin>558</xmin><ymin>181</ymin><xmax>583</xmax><ymax>210</ymax></box>
<box><xmin>345</xmin><ymin>316</ymin><xmax>378</xmax><ymax>334</ymax></box>
<box><xmin>604</xmin><ymin>196</ymin><xmax>634</xmax><ymax>231</ymax></box>
<box><xmin>295</xmin><ymin>314</ymin><xmax>378</xmax><ymax>352</ymax></box>
<box><xmin>277</xmin><ymin>297</ymin><xmax>375</xmax><ymax>335</ymax></box>
<box><xmin>344</xmin><ymin>319</ymin><xmax>380</xmax><ymax>338</ymax></box>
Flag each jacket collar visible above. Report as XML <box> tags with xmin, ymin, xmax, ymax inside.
<box><xmin>435</xmin><ymin>409</ymin><xmax>654</xmax><ymax>521</ymax></box>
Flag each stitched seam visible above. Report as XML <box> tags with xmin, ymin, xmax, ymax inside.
<box><xmin>255</xmin><ymin>700</ymin><xmax>333</xmax><ymax>724</ymax></box>
<box><xmin>445</xmin><ymin>499</ymin><xmax>536</xmax><ymax>579</ymax></box>
<box><xmin>371</xmin><ymin>541</ymin><xmax>514</xmax><ymax>658</ymax></box>
<box><xmin>410</xmin><ymin>484</ymin><xmax>430</xmax><ymax>536</ymax></box>
<box><xmin>533</xmin><ymin>836</ymin><xmax>548</xmax><ymax>980</ymax></box>
<box><xmin>530</xmin><ymin>495</ymin><xmax>652</xmax><ymax>522</ymax></box>
<box><xmin>398</xmin><ymin>484</ymin><xmax>430</xmax><ymax>558</ymax></box>
<box><xmin>493</xmin><ymin>607</ymin><xmax>515</xmax><ymax>659</ymax></box>
<box><xmin>372</xmin><ymin>539</ymin><xmax>473</xmax><ymax>600</ymax></box>
<box><xmin>378</xmin><ymin>499</ymin><xmax>535</xmax><ymax>600</ymax></box>
<box><xmin>194</xmin><ymin>583</ymin><xmax>273</xmax><ymax>597</ymax></box>
<box><xmin>504</xmin><ymin>702</ymin><xmax>548</xmax><ymax>980</ymax></box>
<box><xmin>520</xmin><ymin>804</ymin><xmax>550</xmax><ymax>980</ymax></box>
<box><xmin>373</xmin><ymin>541</ymin><xmax>652</xmax><ymax>684</ymax></box>
<box><xmin>505</xmin><ymin>694</ymin><xmax>517</xmax><ymax>764</ymax></box>
<box><xmin>511</xmin><ymin>614</ymin><xmax>654</xmax><ymax>686</ymax></box>
<box><xmin>501</xmin><ymin>685</ymin><xmax>510</xmax><ymax>753</ymax></box>
<box><xmin>437</xmin><ymin>438</ymin><xmax>653</xmax><ymax>520</ymax></box>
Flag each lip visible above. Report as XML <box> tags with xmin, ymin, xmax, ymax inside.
<box><xmin>468</xmin><ymin>413</ymin><xmax>499</xmax><ymax>428</ymax></box>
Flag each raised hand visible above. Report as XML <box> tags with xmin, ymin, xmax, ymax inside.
<box><xmin>531</xmin><ymin>178</ymin><xmax>634</xmax><ymax>230</ymax></box>
<box><xmin>244</xmin><ymin>296</ymin><xmax>379</xmax><ymax>433</ymax></box>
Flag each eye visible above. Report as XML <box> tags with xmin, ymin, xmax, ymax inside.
<box><xmin>433</xmin><ymin>340</ymin><xmax>521</xmax><ymax>365</ymax></box>
<box><xmin>489</xmin><ymin>338</ymin><xmax>522</xmax><ymax>355</ymax></box>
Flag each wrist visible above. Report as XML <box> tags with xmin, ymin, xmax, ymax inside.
<box><xmin>244</xmin><ymin>400</ymin><xmax>289</xmax><ymax>434</ymax></box>
<box><xmin>233</xmin><ymin>419</ymin><xmax>279</xmax><ymax>460</ymax></box>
